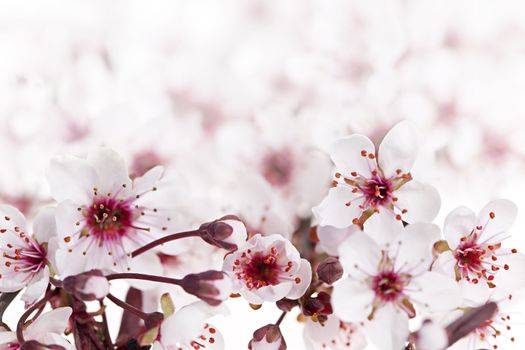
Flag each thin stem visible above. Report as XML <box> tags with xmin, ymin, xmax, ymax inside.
<box><xmin>106</xmin><ymin>273</ymin><xmax>182</xmax><ymax>286</ymax></box>
<box><xmin>16</xmin><ymin>287</ymin><xmax>53</xmax><ymax>345</ymax></box>
<box><xmin>131</xmin><ymin>230</ymin><xmax>201</xmax><ymax>258</ymax></box>
<box><xmin>107</xmin><ymin>293</ymin><xmax>150</xmax><ymax>321</ymax></box>
<box><xmin>275</xmin><ymin>311</ymin><xmax>287</xmax><ymax>326</ymax></box>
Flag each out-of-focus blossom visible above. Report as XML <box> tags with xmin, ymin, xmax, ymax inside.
<box><xmin>248</xmin><ymin>324</ymin><xmax>287</xmax><ymax>350</ymax></box>
<box><xmin>332</xmin><ymin>220</ymin><xmax>461</xmax><ymax>350</ymax></box>
<box><xmin>313</xmin><ymin>121</ymin><xmax>441</xmax><ymax>228</ymax></box>
<box><xmin>303</xmin><ymin>315</ymin><xmax>366</xmax><ymax>350</ymax></box>
<box><xmin>0</xmin><ymin>205</ymin><xmax>57</xmax><ymax>305</ymax></box>
<box><xmin>152</xmin><ymin>301</ymin><xmax>226</xmax><ymax>350</ymax></box>
<box><xmin>223</xmin><ymin>234</ymin><xmax>312</xmax><ymax>304</ymax></box>
<box><xmin>48</xmin><ymin>147</ymin><xmax>184</xmax><ymax>276</ymax></box>
<box><xmin>0</xmin><ymin>307</ymin><xmax>74</xmax><ymax>350</ymax></box>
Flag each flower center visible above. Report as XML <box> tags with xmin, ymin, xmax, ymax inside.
<box><xmin>261</xmin><ymin>150</ymin><xmax>294</xmax><ymax>187</ymax></box>
<box><xmin>233</xmin><ymin>247</ymin><xmax>294</xmax><ymax>289</ymax></box>
<box><xmin>455</xmin><ymin>240</ymin><xmax>485</xmax><ymax>275</ymax></box>
<box><xmin>361</xmin><ymin>175</ymin><xmax>393</xmax><ymax>208</ymax></box>
<box><xmin>86</xmin><ymin>197</ymin><xmax>134</xmax><ymax>241</ymax></box>
<box><xmin>372</xmin><ymin>270</ymin><xmax>404</xmax><ymax>302</ymax></box>
<box><xmin>2</xmin><ymin>235</ymin><xmax>46</xmax><ymax>279</ymax></box>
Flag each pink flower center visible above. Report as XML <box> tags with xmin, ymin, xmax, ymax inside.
<box><xmin>455</xmin><ymin>240</ymin><xmax>485</xmax><ymax>279</ymax></box>
<box><xmin>1</xmin><ymin>232</ymin><xmax>46</xmax><ymax>280</ymax></box>
<box><xmin>372</xmin><ymin>270</ymin><xmax>404</xmax><ymax>302</ymax></box>
<box><xmin>86</xmin><ymin>197</ymin><xmax>134</xmax><ymax>241</ymax></box>
<box><xmin>360</xmin><ymin>174</ymin><xmax>393</xmax><ymax>208</ymax></box>
<box><xmin>232</xmin><ymin>247</ymin><xmax>298</xmax><ymax>290</ymax></box>
<box><xmin>261</xmin><ymin>150</ymin><xmax>294</xmax><ymax>187</ymax></box>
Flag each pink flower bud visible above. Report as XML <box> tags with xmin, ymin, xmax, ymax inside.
<box><xmin>63</xmin><ymin>270</ymin><xmax>110</xmax><ymax>301</ymax></box>
<box><xmin>248</xmin><ymin>324</ymin><xmax>286</xmax><ymax>350</ymax></box>
<box><xmin>181</xmin><ymin>270</ymin><xmax>232</xmax><ymax>306</ymax></box>
<box><xmin>199</xmin><ymin>215</ymin><xmax>247</xmax><ymax>251</ymax></box>
<box><xmin>316</xmin><ymin>257</ymin><xmax>343</xmax><ymax>284</ymax></box>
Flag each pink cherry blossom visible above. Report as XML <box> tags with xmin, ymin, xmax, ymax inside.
<box><xmin>303</xmin><ymin>315</ymin><xmax>366</xmax><ymax>350</ymax></box>
<box><xmin>313</xmin><ymin>121</ymin><xmax>441</xmax><ymax>228</ymax></box>
<box><xmin>223</xmin><ymin>234</ymin><xmax>312</xmax><ymax>304</ymax></box>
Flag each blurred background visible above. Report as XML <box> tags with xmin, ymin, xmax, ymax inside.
<box><xmin>1</xmin><ymin>0</ymin><xmax>525</xmax><ymax>348</ymax></box>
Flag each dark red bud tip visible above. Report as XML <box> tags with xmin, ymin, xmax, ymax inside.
<box><xmin>276</xmin><ymin>298</ymin><xmax>299</xmax><ymax>312</ymax></box>
<box><xmin>446</xmin><ymin>302</ymin><xmax>498</xmax><ymax>346</ymax></box>
<box><xmin>248</xmin><ymin>324</ymin><xmax>287</xmax><ymax>350</ymax></box>
<box><xmin>181</xmin><ymin>270</ymin><xmax>232</xmax><ymax>306</ymax></box>
<box><xmin>199</xmin><ymin>216</ymin><xmax>244</xmax><ymax>251</ymax></box>
<box><xmin>316</xmin><ymin>257</ymin><xmax>343</xmax><ymax>284</ymax></box>
<box><xmin>20</xmin><ymin>340</ymin><xmax>65</xmax><ymax>350</ymax></box>
<box><xmin>144</xmin><ymin>311</ymin><xmax>164</xmax><ymax>329</ymax></box>
<box><xmin>301</xmin><ymin>291</ymin><xmax>333</xmax><ymax>317</ymax></box>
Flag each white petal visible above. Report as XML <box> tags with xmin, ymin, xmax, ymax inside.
<box><xmin>21</xmin><ymin>267</ymin><xmax>49</xmax><ymax>306</ymax></box>
<box><xmin>0</xmin><ymin>331</ymin><xmax>17</xmax><ymax>345</ymax></box>
<box><xmin>304</xmin><ymin>315</ymin><xmax>340</xmax><ymax>345</ymax></box>
<box><xmin>242</xmin><ymin>282</ymin><xmax>293</xmax><ymax>303</ymax></box>
<box><xmin>378</xmin><ymin>121</ymin><xmax>418</xmax><ymax>177</ymax></box>
<box><xmin>32</xmin><ymin>206</ymin><xmax>57</xmax><ymax>244</ymax></box>
<box><xmin>432</xmin><ymin>251</ymin><xmax>457</xmax><ymax>280</ymax></box>
<box><xmin>313</xmin><ymin>186</ymin><xmax>363</xmax><ymax>229</ymax></box>
<box><xmin>330</xmin><ymin>134</ymin><xmax>376</xmax><ymax>177</ymax></box>
<box><xmin>0</xmin><ymin>205</ymin><xmax>27</xmax><ymax>231</ymax></box>
<box><xmin>25</xmin><ymin>307</ymin><xmax>72</xmax><ymax>341</ymax></box>
<box><xmin>459</xmin><ymin>279</ymin><xmax>491</xmax><ymax>306</ymax></box>
<box><xmin>133</xmin><ymin>165</ymin><xmax>164</xmax><ymax>195</ymax></box>
<box><xmin>87</xmin><ymin>147</ymin><xmax>131</xmax><ymax>194</ymax></box>
<box><xmin>287</xmin><ymin>259</ymin><xmax>312</xmax><ymax>299</ymax></box>
<box><xmin>363</xmin><ymin>210</ymin><xmax>403</xmax><ymax>246</ymax></box>
<box><xmin>477</xmin><ymin>199</ymin><xmax>517</xmax><ymax>241</ymax></box>
<box><xmin>332</xmin><ymin>278</ymin><xmax>374</xmax><ymax>323</ymax></box>
<box><xmin>392</xmin><ymin>223</ymin><xmax>440</xmax><ymax>273</ymax></box>
<box><xmin>395</xmin><ymin>181</ymin><xmax>441</xmax><ymax>223</ymax></box>
<box><xmin>128</xmin><ymin>252</ymin><xmax>164</xmax><ymax>290</ymax></box>
<box><xmin>46</xmin><ymin>154</ymin><xmax>98</xmax><ymax>203</ymax></box>
<box><xmin>221</xmin><ymin>219</ymin><xmax>248</xmax><ymax>248</ymax></box>
<box><xmin>338</xmin><ymin>232</ymin><xmax>381</xmax><ymax>276</ymax></box>
<box><xmin>443</xmin><ymin>206</ymin><xmax>476</xmax><ymax>249</ymax></box>
<box><xmin>410</xmin><ymin>271</ymin><xmax>462</xmax><ymax>312</ymax></box>
<box><xmin>317</xmin><ymin>224</ymin><xmax>358</xmax><ymax>256</ymax></box>
<box><xmin>365</xmin><ymin>303</ymin><xmax>409</xmax><ymax>350</ymax></box>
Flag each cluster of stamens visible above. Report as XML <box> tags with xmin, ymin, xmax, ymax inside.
<box><xmin>454</xmin><ymin>212</ymin><xmax>518</xmax><ymax>287</ymax></box>
<box><xmin>185</xmin><ymin>323</ymin><xmax>217</xmax><ymax>350</ymax></box>
<box><xmin>232</xmin><ymin>246</ymin><xmax>300</xmax><ymax>290</ymax></box>
<box><xmin>332</xmin><ymin>149</ymin><xmax>412</xmax><ymax>223</ymax></box>
<box><xmin>0</xmin><ymin>217</ymin><xmax>47</xmax><ymax>281</ymax></box>
<box><xmin>475</xmin><ymin>295</ymin><xmax>515</xmax><ymax>349</ymax></box>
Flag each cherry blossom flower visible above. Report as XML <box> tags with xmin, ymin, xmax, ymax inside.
<box><xmin>434</xmin><ymin>199</ymin><xmax>525</xmax><ymax>302</ymax></box>
<box><xmin>303</xmin><ymin>315</ymin><xmax>366</xmax><ymax>350</ymax></box>
<box><xmin>0</xmin><ymin>205</ymin><xmax>57</xmax><ymax>305</ymax></box>
<box><xmin>0</xmin><ymin>307</ymin><xmax>74</xmax><ymax>350</ymax></box>
<box><xmin>152</xmin><ymin>301</ymin><xmax>226</xmax><ymax>350</ymax></box>
<box><xmin>223</xmin><ymin>234</ymin><xmax>312</xmax><ymax>304</ymax></box>
<box><xmin>332</xmin><ymin>221</ymin><xmax>461</xmax><ymax>350</ymax></box>
<box><xmin>313</xmin><ymin>121</ymin><xmax>441</xmax><ymax>228</ymax></box>
<box><xmin>47</xmin><ymin>147</ymin><xmax>183</xmax><ymax>276</ymax></box>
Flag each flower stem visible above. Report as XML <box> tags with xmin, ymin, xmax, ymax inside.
<box><xmin>106</xmin><ymin>273</ymin><xmax>182</xmax><ymax>285</ymax></box>
<box><xmin>107</xmin><ymin>293</ymin><xmax>150</xmax><ymax>321</ymax></box>
<box><xmin>131</xmin><ymin>230</ymin><xmax>201</xmax><ymax>258</ymax></box>
<box><xmin>16</xmin><ymin>287</ymin><xmax>53</xmax><ymax>345</ymax></box>
<box><xmin>275</xmin><ymin>311</ymin><xmax>287</xmax><ymax>326</ymax></box>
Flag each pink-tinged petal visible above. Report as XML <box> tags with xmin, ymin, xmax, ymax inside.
<box><xmin>395</xmin><ymin>181</ymin><xmax>441</xmax><ymax>223</ymax></box>
<box><xmin>87</xmin><ymin>146</ymin><xmax>132</xmax><ymax>194</ymax></box>
<box><xmin>127</xmin><ymin>252</ymin><xmax>163</xmax><ymax>291</ymax></box>
<box><xmin>46</xmin><ymin>154</ymin><xmax>98</xmax><ymax>203</ymax></box>
<box><xmin>39</xmin><ymin>334</ymin><xmax>75</xmax><ymax>350</ymax></box>
<box><xmin>459</xmin><ymin>279</ymin><xmax>491</xmax><ymax>307</ymax></box>
<box><xmin>25</xmin><ymin>307</ymin><xmax>72</xmax><ymax>341</ymax></box>
<box><xmin>243</xmin><ymin>282</ymin><xmax>294</xmax><ymax>304</ymax></box>
<box><xmin>0</xmin><ymin>331</ymin><xmax>17</xmax><ymax>345</ymax></box>
<box><xmin>393</xmin><ymin>223</ymin><xmax>440</xmax><ymax>273</ymax></box>
<box><xmin>32</xmin><ymin>207</ymin><xmax>57</xmax><ymax>244</ymax></box>
<box><xmin>21</xmin><ymin>266</ymin><xmax>49</xmax><ymax>306</ymax></box>
<box><xmin>330</xmin><ymin>134</ymin><xmax>376</xmax><ymax>178</ymax></box>
<box><xmin>365</xmin><ymin>303</ymin><xmax>409</xmax><ymax>350</ymax></box>
<box><xmin>490</xmin><ymin>252</ymin><xmax>525</xmax><ymax>300</ymax></box>
<box><xmin>410</xmin><ymin>271</ymin><xmax>462</xmax><ymax>312</ymax></box>
<box><xmin>313</xmin><ymin>186</ymin><xmax>363</xmax><ymax>229</ymax></box>
<box><xmin>0</xmin><ymin>204</ymin><xmax>27</xmax><ymax>232</ymax></box>
<box><xmin>414</xmin><ymin>321</ymin><xmax>448</xmax><ymax>350</ymax></box>
<box><xmin>338</xmin><ymin>232</ymin><xmax>381</xmax><ymax>276</ymax></box>
<box><xmin>363</xmin><ymin>210</ymin><xmax>403</xmax><ymax>246</ymax></box>
<box><xmin>332</xmin><ymin>278</ymin><xmax>374</xmax><ymax>323</ymax></box>
<box><xmin>132</xmin><ymin>165</ymin><xmax>164</xmax><ymax>195</ymax></box>
<box><xmin>443</xmin><ymin>206</ymin><xmax>476</xmax><ymax>249</ymax></box>
<box><xmin>476</xmin><ymin>199</ymin><xmax>517</xmax><ymax>241</ymax></box>
<box><xmin>303</xmin><ymin>315</ymin><xmax>341</xmax><ymax>346</ymax></box>
<box><xmin>432</xmin><ymin>251</ymin><xmax>457</xmax><ymax>280</ymax></box>
<box><xmin>287</xmin><ymin>259</ymin><xmax>312</xmax><ymax>299</ymax></box>
<box><xmin>378</xmin><ymin>121</ymin><xmax>418</xmax><ymax>177</ymax></box>
<box><xmin>317</xmin><ymin>225</ymin><xmax>359</xmax><ymax>256</ymax></box>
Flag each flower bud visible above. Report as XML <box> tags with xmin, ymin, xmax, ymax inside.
<box><xmin>301</xmin><ymin>291</ymin><xmax>332</xmax><ymax>318</ymax></box>
<box><xmin>275</xmin><ymin>298</ymin><xmax>298</xmax><ymax>312</ymax></box>
<box><xmin>63</xmin><ymin>270</ymin><xmax>110</xmax><ymax>301</ymax></box>
<box><xmin>316</xmin><ymin>257</ymin><xmax>343</xmax><ymax>284</ymax></box>
<box><xmin>248</xmin><ymin>324</ymin><xmax>286</xmax><ymax>350</ymax></box>
<box><xmin>181</xmin><ymin>270</ymin><xmax>232</xmax><ymax>306</ymax></box>
<box><xmin>199</xmin><ymin>215</ymin><xmax>247</xmax><ymax>251</ymax></box>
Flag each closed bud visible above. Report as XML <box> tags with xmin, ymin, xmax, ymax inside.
<box><xmin>316</xmin><ymin>257</ymin><xmax>343</xmax><ymax>284</ymax></box>
<box><xmin>248</xmin><ymin>324</ymin><xmax>286</xmax><ymax>350</ymax></box>
<box><xmin>199</xmin><ymin>215</ymin><xmax>247</xmax><ymax>251</ymax></box>
<box><xmin>63</xmin><ymin>270</ymin><xmax>110</xmax><ymax>301</ymax></box>
<box><xmin>301</xmin><ymin>291</ymin><xmax>332</xmax><ymax>317</ymax></box>
<box><xmin>181</xmin><ymin>270</ymin><xmax>232</xmax><ymax>306</ymax></box>
<box><xmin>276</xmin><ymin>298</ymin><xmax>298</xmax><ymax>312</ymax></box>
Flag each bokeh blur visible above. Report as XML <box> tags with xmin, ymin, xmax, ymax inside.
<box><xmin>1</xmin><ymin>0</ymin><xmax>525</xmax><ymax>348</ymax></box>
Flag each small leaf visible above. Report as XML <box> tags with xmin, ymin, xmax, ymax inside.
<box><xmin>160</xmin><ymin>293</ymin><xmax>175</xmax><ymax>316</ymax></box>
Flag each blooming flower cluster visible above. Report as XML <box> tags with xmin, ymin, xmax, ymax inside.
<box><xmin>0</xmin><ymin>121</ymin><xmax>520</xmax><ymax>350</ymax></box>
